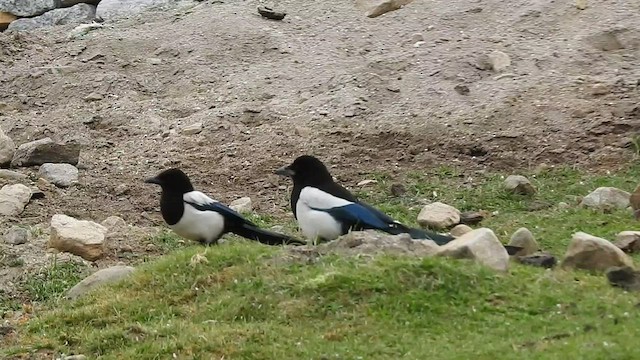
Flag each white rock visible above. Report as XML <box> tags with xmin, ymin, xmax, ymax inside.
<box><xmin>0</xmin><ymin>126</ymin><xmax>15</xmax><ymax>166</ymax></box>
<box><xmin>417</xmin><ymin>202</ymin><xmax>460</xmax><ymax>230</ymax></box>
<box><xmin>0</xmin><ymin>184</ymin><xmax>31</xmax><ymax>216</ymax></box>
<box><xmin>229</xmin><ymin>197</ymin><xmax>252</xmax><ymax>213</ymax></box>
<box><xmin>508</xmin><ymin>227</ymin><xmax>539</xmax><ymax>256</ymax></box>
<box><xmin>450</xmin><ymin>224</ymin><xmax>473</xmax><ymax>237</ymax></box>
<box><xmin>38</xmin><ymin>163</ymin><xmax>79</xmax><ymax>188</ymax></box>
<box><xmin>436</xmin><ymin>228</ymin><xmax>509</xmax><ymax>271</ymax></box>
<box><xmin>580</xmin><ymin>187</ymin><xmax>630</xmax><ymax>209</ymax></box>
<box><xmin>66</xmin><ymin>265</ymin><xmax>135</xmax><ymax>300</ymax></box>
<box><xmin>614</xmin><ymin>231</ymin><xmax>640</xmax><ymax>253</ymax></box>
<box><xmin>488</xmin><ymin>51</ymin><xmax>511</xmax><ymax>72</ymax></box>
<box><xmin>561</xmin><ymin>232</ymin><xmax>634</xmax><ymax>272</ymax></box>
<box><xmin>48</xmin><ymin>214</ymin><xmax>107</xmax><ymax>261</ymax></box>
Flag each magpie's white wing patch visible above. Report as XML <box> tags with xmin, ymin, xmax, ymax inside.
<box><xmin>299</xmin><ymin>187</ymin><xmax>352</xmax><ymax>210</ymax></box>
<box><xmin>184</xmin><ymin>191</ymin><xmax>218</xmax><ymax>206</ymax></box>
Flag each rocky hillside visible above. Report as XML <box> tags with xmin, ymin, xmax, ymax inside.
<box><xmin>0</xmin><ymin>0</ymin><xmax>639</xmax><ymax>336</ymax></box>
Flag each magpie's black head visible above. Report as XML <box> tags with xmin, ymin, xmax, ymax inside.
<box><xmin>144</xmin><ymin>168</ymin><xmax>194</xmax><ymax>194</ymax></box>
<box><xmin>275</xmin><ymin>155</ymin><xmax>333</xmax><ymax>185</ymax></box>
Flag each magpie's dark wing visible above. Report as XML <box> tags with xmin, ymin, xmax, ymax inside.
<box><xmin>300</xmin><ymin>187</ymin><xmax>391</xmax><ymax>230</ymax></box>
<box><xmin>183</xmin><ymin>191</ymin><xmax>256</xmax><ymax>226</ymax></box>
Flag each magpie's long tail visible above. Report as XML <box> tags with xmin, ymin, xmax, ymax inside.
<box><xmin>386</xmin><ymin>223</ymin><xmax>523</xmax><ymax>255</ymax></box>
<box><xmin>232</xmin><ymin>223</ymin><xmax>306</xmax><ymax>246</ymax></box>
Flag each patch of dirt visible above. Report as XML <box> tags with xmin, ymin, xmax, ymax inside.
<box><xmin>0</xmin><ymin>0</ymin><xmax>639</xmax><ymax>310</ymax></box>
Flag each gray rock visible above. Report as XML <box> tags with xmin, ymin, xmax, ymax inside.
<box><xmin>229</xmin><ymin>197</ymin><xmax>252</xmax><ymax>213</ymax></box>
<box><xmin>504</xmin><ymin>175</ymin><xmax>536</xmax><ymax>196</ymax></box>
<box><xmin>0</xmin><ymin>127</ymin><xmax>15</xmax><ymax>166</ymax></box>
<box><xmin>182</xmin><ymin>122</ymin><xmax>203</xmax><ymax>135</ymax></box>
<box><xmin>322</xmin><ymin>230</ymin><xmax>439</xmax><ymax>257</ymax></box>
<box><xmin>476</xmin><ymin>51</ymin><xmax>512</xmax><ymax>72</ymax></box>
<box><xmin>0</xmin><ymin>169</ymin><xmax>27</xmax><ymax>181</ymax></box>
<box><xmin>0</xmin><ymin>0</ymin><xmax>56</xmax><ymax>17</ymax></box>
<box><xmin>83</xmin><ymin>92</ymin><xmax>103</xmax><ymax>102</ymax></box>
<box><xmin>586</xmin><ymin>31</ymin><xmax>625</xmax><ymax>51</ymax></box>
<box><xmin>101</xmin><ymin>215</ymin><xmax>127</xmax><ymax>230</ymax></box>
<box><xmin>508</xmin><ymin>227</ymin><xmax>538</xmax><ymax>256</ymax></box>
<box><xmin>48</xmin><ymin>214</ymin><xmax>107</xmax><ymax>261</ymax></box>
<box><xmin>38</xmin><ymin>163</ymin><xmax>78</xmax><ymax>188</ymax></box>
<box><xmin>436</xmin><ymin>228</ymin><xmax>509</xmax><ymax>272</ymax></box>
<box><xmin>11</xmin><ymin>138</ymin><xmax>80</xmax><ymax>168</ymax></box>
<box><xmin>606</xmin><ymin>266</ymin><xmax>640</xmax><ymax>292</ymax></box>
<box><xmin>0</xmin><ymin>184</ymin><xmax>31</xmax><ymax>216</ymax></box>
<box><xmin>3</xmin><ymin>226</ymin><xmax>29</xmax><ymax>245</ymax></box>
<box><xmin>561</xmin><ymin>232</ymin><xmax>634</xmax><ymax>272</ymax></box>
<box><xmin>66</xmin><ymin>265</ymin><xmax>135</xmax><ymax>300</ymax></box>
<box><xmin>580</xmin><ymin>187</ymin><xmax>630</xmax><ymax>209</ymax></box>
<box><xmin>358</xmin><ymin>0</ymin><xmax>415</xmax><ymax>18</ymax></box>
<box><xmin>487</xmin><ymin>51</ymin><xmax>511</xmax><ymax>71</ymax></box>
<box><xmin>96</xmin><ymin>0</ymin><xmax>172</xmax><ymax>20</ymax></box>
<box><xmin>417</xmin><ymin>202</ymin><xmax>461</xmax><ymax>230</ymax></box>
<box><xmin>114</xmin><ymin>184</ymin><xmax>129</xmax><ymax>196</ymax></box>
<box><xmin>459</xmin><ymin>211</ymin><xmax>485</xmax><ymax>225</ymax></box>
<box><xmin>516</xmin><ymin>252</ymin><xmax>557</xmax><ymax>269</ymax></box>
<box><xmin>8</xmin><ymin>3</ymin><xmax>96</xmax><ymax>31</ymax></box>
<box><xmin>101</xmin><ymin>215</ymin><xmax>127</xmax><ymax>239</ymax></box>
<box><xmin>615</xmin><ymin>231</ymin><xmax>640</xmax><ymax>254</ymax></box>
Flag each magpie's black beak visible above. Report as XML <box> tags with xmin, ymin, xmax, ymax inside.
<box><xmin>275</xmin><ymin>166</ymin><xmax>295</xmax><ymax>177</ymax></box>
<box><xmin>144</xmin><ymin>176</ymin><xmax>161</xmax><ymax>185</ymax></box>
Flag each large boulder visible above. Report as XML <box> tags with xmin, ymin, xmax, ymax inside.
<box><xmin>11</xmin><ymin>138</ymin><xmax>80</xmax><ymax>167</ymax></box>
<box><xmin>96</xmin><ymin>0</ymin><xmax>172</xmax><ymax>20</ymax></box>
<box><xmin>580</xmin><ymin>187</ymin><xmax>630</xmax><ymax>210</ymax></box>
<box><xmin>0</xmin><ymin>0</ymin><xmax>56</xmax><ymax>17</ymax></box>
<box><xmin>561</xmin><ymin>232</ymin><xmax>634</xmax><ymax>272</ymax></box>
<box><xmin>8</xmin><ymin>3</ymin><xmax>96</xmax><ymax>31</ymax></box>
<box><xmin>48</xmin><ymin>214</ymin><xmax>107</xmax><ymax>261</ymax></box>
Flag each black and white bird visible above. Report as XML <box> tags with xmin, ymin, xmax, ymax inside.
<box><xmin>145</xmin><ymin>168</ymin><xmax>305</xmax><ymax>246</ymax></box>
<box><xmin>275</xmin><ymin>155</ymin><xmax>522</xmax><ymax>254</ymax></box>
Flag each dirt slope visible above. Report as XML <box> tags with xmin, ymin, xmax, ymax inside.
<box><xmin>0</xmin><ymin>0</ymin><xmax>639</xmax><ymax>228</ymax></box>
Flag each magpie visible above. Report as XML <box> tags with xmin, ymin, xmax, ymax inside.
<box><xmin>145</xmin><ymin>168</ymin><xmax>305</xmax><ymax>246</ymax></box>
<box><xmin>275</xmin><ymin>155</ymin><xmax>522</xmax><ymax>255</ymax></box>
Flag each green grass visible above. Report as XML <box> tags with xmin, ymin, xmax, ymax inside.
<box><xmin>3</xmin><ymin>165</ymin><xmax>640</xmax><ymax>359</ymax></box>
<box><xmin>23</xmin><ymin>258</ymin><xmax>88</xmax><ymax>303</ymax></box>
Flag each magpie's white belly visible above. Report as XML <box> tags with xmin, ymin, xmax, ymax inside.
<box><xmin>296</xmin><ymin>201</ymin><xmax>343</xmax><ymax>241</ymax></box>
<box><xmin>170</xmin><ymin>204</ymin><xmax>225</xmax><ymax>244</ymax></box>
